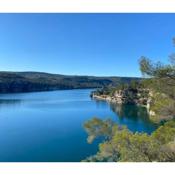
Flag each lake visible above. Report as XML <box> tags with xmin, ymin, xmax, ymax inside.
<box><xmin>0</xmin><ymin>89</ymin><xmax>158</xmax><ymax>162</ymax></box>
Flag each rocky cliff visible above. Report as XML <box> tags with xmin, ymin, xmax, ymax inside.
<box><xmin>91</xmin><ymin>87</ymin><xmax>149</xmax><ymax>106</ymax></box>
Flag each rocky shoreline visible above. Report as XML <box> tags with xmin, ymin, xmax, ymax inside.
<box><xmin>91</xmin><ymin>89</ymin><xmax>156</xmax><ymax>119</ymax></box>
<box><xmin>91</xmin><ymin>88</ymin><xmax>149</xmax><ymax>105</ymax></box>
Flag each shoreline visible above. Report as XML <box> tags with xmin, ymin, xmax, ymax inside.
<box><xmin>91</xmin><ymin>94</ymin><xmax>147</xmax><ymax>107</ymax></box>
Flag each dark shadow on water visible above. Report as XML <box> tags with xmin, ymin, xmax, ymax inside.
<box><xmin>110</xmin><ymin>103</ymin><xmax>149</xmax><ymax>122</ymax></box>
<box><xmin>109</xmin><ymin>102</ymin><xmax>159</xmax><ymax>133</ymax></box>
<box><xmin>93</xmin><ymin>99</ymin><xmax>109</xmax><ymax>108</ymax></box>
<box><xmin>0</xmin><ymin>99</ymin><xmax>21</xmax><ymax>108</ymax></box>
<box><xmin>93</xmin><ymin>99</ymin><xmax>159</xmax><ymax>133</ymax></box>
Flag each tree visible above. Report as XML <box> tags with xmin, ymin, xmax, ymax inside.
<box><xmin>139</xmin><ymin>40</ymin><xmax>175</xmax><ymax>122</ymax></box>
<box><xmin>83</xmin><ymin>38</ymin><xmax>175</xmax><ymax>162</ymax></box>
<box><xmin>83</xmin><ymin>118</ymin><xmax>175</xmax><ymax>162</ymax></box>
<box><xmin>139</xmin><ymin>56</ymin><xmax>175</xmax><ymax>99</ymax></box>
<box><xmin>83</xmin><ymin>39</ymin><xmax>175</xmax><ymax>162</ymax></box>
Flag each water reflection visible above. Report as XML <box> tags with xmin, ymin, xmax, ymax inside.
<box><xmin>93</xmin><ymin>99</ymin><xmax>109</xmax><ymax>109</ymax></box>
<box><xmin>0</xmin><ymin>99</ymin><xmax>21</xmax><ymax>108</ymax></box>
<box><xmin>109</xmin><ymin>102</ymin><xmax>149</xmax><ymax>122</ymax></box>
<box><xmin>93</xmin><ymin>99</ymin><xmax>158</xmax><ymax>133</ymax></box>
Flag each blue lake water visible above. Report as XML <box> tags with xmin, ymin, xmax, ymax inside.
<box><xmin>0</xmin><ymin>89</ymin><xmax>158</xmax><ymax>162</ymax></box>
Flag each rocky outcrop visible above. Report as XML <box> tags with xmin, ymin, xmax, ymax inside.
<box><xmin>92</xmin><ymin>88</ymin><xmax>149</xmax><ymax>106</ymax></box>
<box><xmin>92</xmin><ymin>87</ymin><xmax>174</xmax><ymax>123</ymax></box>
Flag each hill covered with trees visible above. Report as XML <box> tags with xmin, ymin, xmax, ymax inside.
<box><xmin>91</xmin><ymin>80</ymin><xmax>149</xmax><ymax>106</ymax></box>
<box><xmin>0</xmin><ymin>71</ymin><xmax>141</xmax><ymax>93</ymax></box>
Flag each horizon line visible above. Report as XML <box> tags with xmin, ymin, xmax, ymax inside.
<box><xmin>0</xmin><ymin>70</ymin><xmax>142</xmax><ymax>78</ymax></box>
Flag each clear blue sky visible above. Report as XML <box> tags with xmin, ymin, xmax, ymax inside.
<box><xmin>0</xmin><ymin>13</ymin><xmax>175</xmax><ymax>77</ymax></box>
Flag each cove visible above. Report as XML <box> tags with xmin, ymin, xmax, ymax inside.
<box><xmin>0</xmin><ymin>89</ymin><xmax>158</xmax><ymax>162</ymax></box>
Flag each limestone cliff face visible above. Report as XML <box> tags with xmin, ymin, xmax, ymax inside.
<box><xmin>92</xmin><ymin>88</ymin><xmax>174</xmax><ymax>123</ymax></box>
<box><xmin>146</xmin><ymin>91</ymin><xmax>155</xmax><ymax>115</ymax></box>
<box><xmin>92</xmin><ymin>88</ymin><xmax>149</xmax><ymax>106</ymax></box>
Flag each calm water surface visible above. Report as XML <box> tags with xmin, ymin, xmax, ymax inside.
<box><xmin>0</xmin><ymin>89</ymin><xmax>158</xmax><ymax>162</ymax></box>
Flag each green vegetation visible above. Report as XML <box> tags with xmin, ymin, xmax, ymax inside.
<box><xmin>91</xmin><ymin>80</ymin><xmax>149</xmax><ymax>105</ymax></box>
<box><xmin>0</xmin><ymin>71</ymin><xmax>141</xmax><ymax>93</ymax></box>
<box><xmin>83</xmin><ymin>118</ymin><xmax>175</xmax><ymax>162</ymax></box>
<box><xmin>92</xmin><ymin>79</ymin><xmax>142</xmax><ymax>96</ymax></box>
<box><xmin>84</xmin><ymin>39</ymin><xmax>175</xmax><ymax>162</ymax></box>
<box><xmin>92</xmin><ymin>80</ymin><xmax>143</xmax><ymax>97</ymax></box>
<box><xmin>139</xmin><ymin>51</ymin><xmax>175</xmax><ymax>122</ymax></box>
<box><xmin>92</xmin><ymin>39</ymin><xmax>175</xmax><ymax>122</ymax></box>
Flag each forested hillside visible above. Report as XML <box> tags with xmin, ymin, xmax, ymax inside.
<box><xmin>0</xmin><ymin>71</ymin><xmax>141</xmax><ymax>93</ymax></box>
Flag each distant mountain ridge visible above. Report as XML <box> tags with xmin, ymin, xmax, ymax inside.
<box><xmin>0</xmin><ymin>71</ymin><xmax>142</xmax><ymax>93</ymax></box>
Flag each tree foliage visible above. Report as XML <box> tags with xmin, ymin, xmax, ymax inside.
<box><xmin>139</xmin><ymin>39</ymin><xmax>175</xmax><ymax>121</ymax></box>
<box><xmin>139</xmin><ymin>56</ymin><xmax>175</xmax><ymax>99</ymax></box>
<box><xmin>83</xmin><ymin>39</ymin><xmax>175</xmax><ymax>162</ymax></box>
<box><xmin>83</xmin><ymin>118</ymin><xmax>175</xmax><ymax>162</ymax></box>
